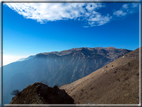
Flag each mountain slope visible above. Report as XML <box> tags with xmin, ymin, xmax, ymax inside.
<box><xmin>60</xmin><ymin>47</ymin><xmax>140</xmax><ymax>104</ymax></box>
<box><xmin>3</xmin><ymin>47</ymin><xmax>131</xmax><ymax>104</ymax></box>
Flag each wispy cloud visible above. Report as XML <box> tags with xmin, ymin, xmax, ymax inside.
<box><xmin>113</xmin><ymin>3</ymin><xmax>139</xmax><ymax>17</ymax></box>
<box><xmin>5</xmin><ymin>3</ymin><xmax>139</xmax><ymax>27</ymax></box>
<box><xmin>83</xmin><ymin>26</ymin><xmax>89</xmax><ymax>28</ymax></box>
<box><xmin>113</xmin><ymin>10</ymin><xmax>127</xmax><ymax>17</ymax></box>
<box><xmin>87</xmin><ymin>12</ymin><xmax>112</xmax><ymax>26</ymax></box>
<box><xmin>131</xmin><ymin>3</ymin><xmax>139</xmax><ymax>8</ymax></box>
<box><xmin>122</xmin><ymin>4</ymin><xmax>129</xmax><ymax>9</ymax></box>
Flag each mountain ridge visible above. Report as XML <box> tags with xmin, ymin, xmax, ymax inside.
<box><xmin>7</xmin><ymin>47</ymin><xmax>139</xmax><ymax>104</ymax></box>
<box><xmin>3</xmin><ymin>47</ymin><xmax>132</xmax><ymax>104</ymax></box>
<box><xmin>36</xmin><ymin>47</ymin><xmax>131</xmax><ymax>57</ymax></box>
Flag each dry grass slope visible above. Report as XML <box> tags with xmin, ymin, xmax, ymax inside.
<box><xmin>60</xmin><ymin>48</ymin><xmax>140</xmax><ymax>104</ymax></box>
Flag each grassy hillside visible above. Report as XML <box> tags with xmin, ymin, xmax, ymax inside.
<box><xmin>60</xmin><ymin>48</ymin><xmax>140</xmax><ymax>104</ymax></box>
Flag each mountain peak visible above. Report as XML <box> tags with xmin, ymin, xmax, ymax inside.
<box><xmin>106</xmin><ymin>47</ymin><xmax>117</xmax><ymax>49</ymax></box>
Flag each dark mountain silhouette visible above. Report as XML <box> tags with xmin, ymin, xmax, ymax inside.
<box><xmin>9</xmin><ymin>82</ymin><xmax>74</xmax><ymax>104</ymax></box>
<box><xmin>60</xmin><ymin>47</ymin><xmax>140</xmax><ymax>104</ymax></box>
<box><xmin>3</xmin><ymin>47</ymin><xmax>131</xmax><ymax>104</ymax></box>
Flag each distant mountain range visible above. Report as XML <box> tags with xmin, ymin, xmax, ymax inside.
<box><xmin>16</xmin><ymin>55</ymin><xmax>35</xmax><ymax>62</ymax></box>
<box><xmin>3</xmin><ymin>47</ymin><xmax>131</xmax><ymax>104</ymax></box>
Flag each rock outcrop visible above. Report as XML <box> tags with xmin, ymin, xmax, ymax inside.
<box><xmin>10</xmin><ymin>82</ymin><xmax>74</xmax><ymax>104</ymax></box>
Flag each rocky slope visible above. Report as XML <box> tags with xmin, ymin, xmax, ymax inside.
<box><xmin>9</xmin><ymin>82</ymin><xmax>74</xmax><ymax>104</ymax></box>
<box><xmin>3</xmin><ymin>47</ymin><xmax>131</xmax><ymax>104</ymax></box>
<box><xmin>60</xmin><ymin>47</ymin><xmax>140</xmax><ymax>104</ymax></box>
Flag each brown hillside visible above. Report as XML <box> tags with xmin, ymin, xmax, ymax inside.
<box><xmin>60</xmin><ymin>47</ymin><xmax>140</xmax><ymax>104</ymax></box>
<box><xmin>10</xmin><ymin>82</ymin><xmax>74</xmax><ymax>104</ymax></box>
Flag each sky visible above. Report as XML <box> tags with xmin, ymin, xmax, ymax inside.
<box><xmin>2</xmin><ymin>2</ymin><xmax>140</xmax><ymax>66</ymax></box>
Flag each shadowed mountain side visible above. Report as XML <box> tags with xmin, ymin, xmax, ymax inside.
<box><xmin>3</xmin><ymin>47</ymin><xmax>131</xmax><ymax>104</ymax></box>
<box><xmin>9</xmin><ymin>82</ymin><xmax>74</xmax><ymax>104</ymax></box>
<box><xmin>60</xmin><ymin>47</ymin><xmax>140</xmax><ymax>104</ymax></box>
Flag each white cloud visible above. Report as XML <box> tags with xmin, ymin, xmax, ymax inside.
<box><xmin>113</xmin><ymin>10</ymin><xmax>127</xmax><ymax>17</ymax></box>
<box><xmin>5</xmin><ymin>3</ymin><xmax>139</xmax><ymax>27</ymax></box>
<box><xmin>122</xmin><ymin>4</ymin><xmax>128</xmax><ymax>9</ymax></box>
<box><xmin>87</xmin><ymin>12</ymin><xmax>112</xmax><ymax>26</ymax></box>
<box><xmin>5</xmin><ymin>3</ymin><xmax>86</xmax><ymax>23</ymax></box>
<box><xmin>5</xmin><ymin>3</ymin><xmax>110</xmax><ymax>26</ymax></box>
<box><xmin>3</xmin><ymin>55</ymin><xmax>29</xmax><ymax>66</ymax></box>
<box><xmin>86</xmin><ymin>3</ymin><xmax>104</xmax><ymax>11</ymax></box>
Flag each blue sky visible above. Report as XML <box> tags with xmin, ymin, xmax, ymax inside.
<box><xmin>2</xmin><ymin>2</ymin><xmax>139</xmax><ymax>65</ymax></box>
